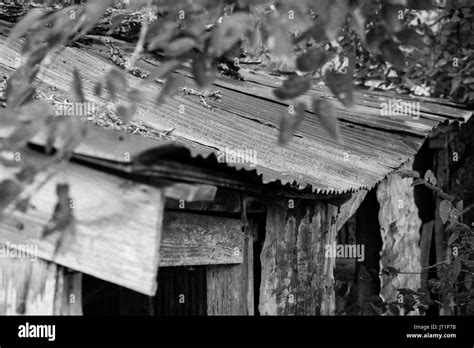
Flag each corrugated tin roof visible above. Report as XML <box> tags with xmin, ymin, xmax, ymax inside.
<box><xmin>1</xmin><ymin>35</ymin><xmax>472</xmax><ymax>195</ymax></box>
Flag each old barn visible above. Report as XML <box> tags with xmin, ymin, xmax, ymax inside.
<box><xmin>0</xmin><ymin>20</ymin><xmax>472</xmax><ymax>316</ymax></box>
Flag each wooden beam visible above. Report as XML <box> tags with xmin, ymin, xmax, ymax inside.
<box><xmin>0</xmin><ymin>257</ymin><xmax>81</xmax><ymax>315</ymax></box>
<box><xmin>160</xmin><ymin>212</ymin><xmax>244</xmax><ymax>267</ymax></box>
<box><xmin>163</xmin><ymin>183</ymin><xmax>217</xmax><ymax>202</ymax></box>
<box><xmin>0</xmin><ymin>151</ymin><xmax>165</xmax><ymax>296</ymax></box>
<box><xmin>376</xmin><ymin>160</ymin><xmax>422</xmax><ymax>303</ymax></box>
<box><xmin>259</xmin><ymin>200</ymin><xmax>338</xmax><ymax>315</ymax></box>
<box><xmin>165</xmin><ymin>189</ymin><xmax>265</xmax><ymax>214</ymax></box>
<box><xmin>206</xmin><ymin>219</ymin><xmax>256</xmax><ymax>315</ymax></box>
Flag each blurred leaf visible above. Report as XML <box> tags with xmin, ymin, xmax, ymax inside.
<box><xmin>0</xmin><ymin>179</ymin><xmax>22</xmax><ymax>212</ymax></box>
<box><xmin>380</xmin><ymin>40</ymin><xmax>406</xmax><ymax>69</ymax></box>
<box><xmin>116</xmin><ymin>104</ymin><xmax>137</xmax><ymax>123</ymax></box>
<box><xmin>465</xmin><ymin>273</ymin><xmax>472</xmax><ymax>290</ymax></box>
<box><xmin>324</xmin><ymin>56</ymin><xmax>355</xmax><ymax>107</ymax></box>
<box><xmin>157</xmin><ymin>74</ymin><xmax>185</xmax><ymax>105</ymax></box>
<box><xmin>366</xmin><ymin>26</ymin><xmax>386</xmax><ymax>52</ymax></box>
<box><xmin>105</xmin><ymin>69</ymin><xmax>127</xmax><ymax>100</ymax></box>
<box><xmin>209</xmin><ymin>12</ymin><xmax>253</xmax><ymax>57</ymax></box>
<box><xmin>7</xmin><ymin>9</ymin><xmax>45</xmax><ymax>44</ymax></box>
<box><xmin>145</xmin><ymin>59</ymin><xmax>181</xmax><ymax>84</ymax></box>
<box><xmin>448</xmin><ymin>230</ymin><xmax>460</xmax><ymax>246</ymax></box>
<box><xmin>81</xmin><ymin>0</ymin><xmax>113</xmax><ymax>35</ymax></box>
<box><xmin>161</xmin><ymin>37</ymin><xmax>197</xmax><ymax>58</ymax></box>
<box><xmin>128</xmin><ymin>89</ymin><xmax>142</xmax><ymax>104</ymax></box>
<box><xmin>449</xmin><ymin>260</ymin><xmax>462</xmax><ymax>282</ymax></box>
<box><xmin>278</xmin><ymin>102</ymin><xmax>305</xmax><ymax>146</ymax></box>
<box><xmin>273</xmin><ymin>75</ymin><xmax>311</xmax><ymax>100</ymax></box>
<box><xmin>428</xmin><ymin>279</ymin><xmax>441</xmax><ymax>291</ymax></box>
<box><xmin>94</xmin><ymin>82</ymin><xmax>103</xmax><ymax>97</ymax></box>
<box><xmin>370</xmin><ymin>302</ymin><xmax>384</xmax><ymax>315</ymax></box>
<box><xmin>147</xmin><ymin>21</ymin><xmax>177</xmax><ymax>51</ymax></box>
<box><xmin>192</xmin><ymin>54</ymin><xmax>217</xmax><ymax>89</ymax></box>
<box><xmin>7</xmin><ymin>102</ymin><xmax>52</xmax><ymax>148</ymax></box>
<box><xmin>439</xmin><ymin>200</ymin><xmax>453</xmax><ymax>224</ymax></box>
<box><xmin>324</xmin><ymin>0</ymin><xmax>350</xmax><ymax>42</ymax></box>
<box><xmin>351</xmin><ymin>7</ymin><xmax>366</xmax><ymax>45</ymax></box>
<box><xmin>107</xmin><ymin>13</ymin><xmax>127</xmax><ymax>35</ymax></box>
<box><xmin>5</xmin><ymin>66</ymin><xmax>39</xmax><ymax>108</ymax></box>
<box><xmin>312</xmin><ymin>98</ymin><xmax>341</xmax><ymax>143</ymax></box>
<box><xmin>296</xmin><ymin>47</ymin><xmax>329</xmax><ymax>72</ymax></box>
<box><xmin>396</xmin><ymin>28</ymin><xmax>426</xmax><ymax>49</ymax></box>
<box><xmin>43</xmin><ymin>183</ymin><xmax>74</xmax><ymax>238</ymax></box>
<box><xmin>382</xmin><ymin>3</ymin><xmax>403</xmax><ymax>33</ymax></box>
<box><xmin>295</xmin><ymin>21</ymin><xmax>326</xmax><ymax>44</ymax></box>
<box><xmin>16</xmin><ymin>165</ymin><xmax>37</xmax><ymax>184</ymax></box>
<box><xmin>71</xmin><ymin>68</ymin><xmax>85</xmax><ymax>104</ymax></box>
<box><xmin>387</xmin><ymin>302</ymin><xmax>400</xmax><ymax>315</ymax></box>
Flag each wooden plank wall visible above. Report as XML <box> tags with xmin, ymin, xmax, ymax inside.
<box><xmin>206</xmin><ymin>219</ymin><xmax>256</xmax><ymax>315</ymax></box>
<box><xmin>0</xmin><ymin>257</ymin><xmax>81</xmax><ymax>315</ymax></box>
<box><xmin>160</xmin><ymin>212</ymin><xmax>244</xmax><ymax>267</ymax></box>
<box><xmin>259</xmin><ymin>200</ymin><xmax>338</xmax><ymax>315</ymax></box>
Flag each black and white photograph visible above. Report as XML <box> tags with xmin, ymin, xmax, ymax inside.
<box><xmin>0</xmin><ymin>0</ymin><xmax>473</xmax><ymax>345</ymax></box>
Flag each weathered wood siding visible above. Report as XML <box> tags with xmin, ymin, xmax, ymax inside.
<box><xmin>259</xmin><ymin>200</ymin><xmax>338</xmax><ymax>315</ymax></box>
<box><xmin>206</xmin><ymin>219</ymin><xmax>256</xmax><ymax>315</ymax></box>
<box><xmin>160</xmin><ymin>212</ymin><xmax>244</xmax><ymax>266</ymax></box>
<box><xmin>0</xmin><ymin>257</ymin><xmax>81</xmax><ymax>315</ymax></box>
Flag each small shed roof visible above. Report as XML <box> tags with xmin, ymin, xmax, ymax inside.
<box><xmin>1</xmin><ymin>32</ymin><xmax>472</xmax><ymax>195</ymax></box>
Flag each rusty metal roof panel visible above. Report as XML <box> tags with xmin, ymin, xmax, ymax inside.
<box><xmin>1</xmin><ymin>37</ymin><xmax>472</xmax><ymax>195</ymax></box>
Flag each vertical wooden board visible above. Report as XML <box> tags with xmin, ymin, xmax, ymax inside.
<box><xmin>206</xmin><ymin>220</ymin><xmax>254</xmax><ymax>315</ymax></box>
<box><xmin>259</xmin><ymin>202</ymin><xmax>296</xmax><ymax>315</ymax></box>
<box><xmin>376</xmin><ymin>159</ymin><xmax>422</xmax><ymax>303</ymax></box>
<box><xmin>319</xmin><ymin>203</ymin><xmax>338</xmax><ymax>315</ymax></box>
<box><xmin>0</xmin><ymin>257</ymin><xmax>82</xmax><ymax>315</ymax></box>
<box><xmin>54</xmin><ymin>271</ymin><xmax>82</xmax><ymax>315</ymax></box>
<box><xmin>0</xmin><ymin>155</ymin><xmax>165</xmax><ymax>296</ymax></box>
<box><xmin>259</xmin><ymin>200</ymin><xmax>338</xmax><ymax>315</ymax></box>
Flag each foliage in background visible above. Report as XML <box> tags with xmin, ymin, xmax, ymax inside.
<box><xmin>370</xmin><ymin>169</ymin><xmax>474</xmax><ymax>316</ymax></box>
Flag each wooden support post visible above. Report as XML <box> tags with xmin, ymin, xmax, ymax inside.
<box><xmin>206</xmin><ymin>219</ymin><xmax>255</xmax><ymax>315</ymax></box>
<box><xmin>259</xmin><ymin>200</ymin><xmax>338</xmax><ymax>315</ymax></box>
<box><xmin>376</xmin><ymin>159</ymin><xmax>422</xmax><ymax>303</ymax></box>
<box><xmin>0</xmin><ymin>257</ymin><xmax>82</xmax><ymax>315</ymax></box>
